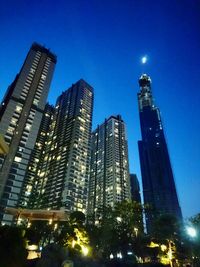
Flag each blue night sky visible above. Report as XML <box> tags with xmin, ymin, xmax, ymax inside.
<box><xmin>0</xmin><ymin>0</ymin><xmax>200</xmax><ymax>219</ymax></box>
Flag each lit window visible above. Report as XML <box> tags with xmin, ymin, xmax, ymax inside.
<box><xmin>16</xmin><ymin>105</ymin><xmax>22</xmax><ymax>112</ymax></box>
<box><xmin>30</xmin><ymin>68</ymin><xmax>35</xmax><ymax>74</ymax></box>
<box><xmin>14</xmin><ymin>156</ymin><xmax>21</xmax><ymax>162</ymax></box>
<box><xmin>41</xmin><ymin>74</ymin><xmax>46</xmax><ymax>80</ymax></box>
<box><xmin>25</xmin><ymin>124</ymin><xmax>32</xmax><ymax>131</ymax></box>
<box><xmin>33</xmin><ymin>99</ymin><xmax>39</xmax><ymax>105</ymax></box>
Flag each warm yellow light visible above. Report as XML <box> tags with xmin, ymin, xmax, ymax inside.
<box><xmin>160</xmin><ymin>256</ymin><xmax>170</xmax><ymax>265</ymax></box>
<box><xmin>148</xmin><ymin>241</ymin><xmax>159</xmax><ymax>248</ymax></box>
<box><xmin>14</xmin><ymin>156</ymin><xmax>21</xmax><ymax>162</ymax></box>
<box><xmin>27</xmin><ymin>251</ymin><xmax>41</xmax><ymax>260</ymax></box>
<box><xmin>17</xmin><ymin>217</ymin><xmax>23</xmax><ymax>225</ymax></box>
<box><xmin>160</xmin><ymin>244</ymin><xmax>167</xmax><ymax>251</ymax></box>
<box><xmin>71</xmin><ymin>239</ymin><xmax>76</xmax><ymax>248</ymax></box>
<box><xmin>27</xmin><ymin>244</ymin><xmax>38</xmax><ymax>251</ymax></box>
<box><xmin>134</xmin><ymin>227</ymin><xmax>138</xmax><ymax>237</ymax></box>
<box><xmin>81</xmin><ymin>245</ymin><xmax>89</xmax><ymax>256</ymax></box>
<box><xmin>68</xmin><ymin>228</ymin><xmax>90</xmax><ymax>256</ymax></box>
<box><xmin>167</xmin><ymin>250</ymin><xmax>173</xmax><ymax>260</ymax></box>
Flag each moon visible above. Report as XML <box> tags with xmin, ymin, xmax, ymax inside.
<box><xmin>141</xmin><ymin>56</ymin><xmax>147</xmax><ymax>64</ymax></box>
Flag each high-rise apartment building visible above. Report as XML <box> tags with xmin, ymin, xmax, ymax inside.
<box><xmin>22</xmin><ymin>79</ymin><xmax>94</xmax><ymax>214</ymax></box>
<box><xmin>88</xmin><ymin>115</ymin><xmax>131</xmax><ymax>222</ymax></box>
<box><xmin>19</xmin><ymin>103</ymin><xmax>55</xmax><ymax>208</ymax></box>
<box><xmin>130</xmin><ymin>174</ymin><xmax>141</xmax><ymax>204</ymax></box>
<box><xmin>137</xmin><ymin>74</ymin><xmax>182</xmax><ymax>231</ymax></box>
<box><xmin>0</xmin><ymin>43</ymin><xmax>56</xmax><ymax>224</ymax></box>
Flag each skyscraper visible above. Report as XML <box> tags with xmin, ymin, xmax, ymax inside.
<box><xmin>22</xmin><ymin>79</ymin><xmax>94</xmax><ymax>214</ymax></box>
<box><xmin>0</xmin><ymin>43</ymin><xmax>56</xmax><ymax>224</ymax></box>
<box><xmin>130</xmin><ymin>173</ymin><xmax>144</xmax><ymax>232</ymax></box>
<box><xmin>88</xmin><ymin>115</ymin><xmax>131</xmax><ymax>222</ymax></box>
<box><xmin>137</xmin><ymin>74</ymin><xmax>182</xmax><ymax>231</ymax></box>
<box><xmin>130</xmin><ymin>173</ymin><xmax>141</xmax><ymax>204</ymax></box>
<box><xmin>19</xmin><ymin>103</ymin><xmax>55</xmax><ymax>209</ymax></box>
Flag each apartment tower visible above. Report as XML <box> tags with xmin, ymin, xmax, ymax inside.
<box><xmin>0</xmin><ymin>43</ymin><xmax>56</xmax><ymax>223</ymax></box>
<box><xmin>22</xmin><ymin>79</ymin><xmax>94</xmax><ymax>214</ymax></box>
<box><xmin>88</xmin><ymin>115</ymin><xmax>131</xmax><ymax>222</ymax></box>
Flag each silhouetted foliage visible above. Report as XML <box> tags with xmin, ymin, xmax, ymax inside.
<box><xmin>25</xmin><ymin>220</ymin><xmax>53</xmax><ymax>246</ymax></box>
<box><xmin>70</xmin><ymin>211</ymin><xmax>86</xmax><ymax>226</ymax></box>
<box><xmin>86</xmin><ymin>200</ymin><xmax>148</xmax><ymax>261</ymax></box>
<box><xmin>36</xmin><ymin>243</ymin><xmax>68</xmax><ymax>267</ymax></box>
<box><xmin>151</xmin><ymin>213</ymin><xmax>182</xmax><ymax>242</ymax></box>
<box><xmin>0</xmin><ymin>225</ymin><xmax>27</xmax><ymax>267</ymax></box>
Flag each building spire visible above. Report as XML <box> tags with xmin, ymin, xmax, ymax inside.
<box><xmin>138</xmin><ymin>74</ymin><xmax>153</xmax><ymax>111</ymax></box>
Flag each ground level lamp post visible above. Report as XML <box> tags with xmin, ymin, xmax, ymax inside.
<box><xmin>186</xmin><ymin>226</ymin><xmax>197</xmax><ymax>267</ymax></box>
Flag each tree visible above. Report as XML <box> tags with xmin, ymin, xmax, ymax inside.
<box><xmin>54</xmin><ymin>212</ymin><xmax>90</xmax><ymax>258</ymax></box>
<box><xmin>36</xmin><ymin>243</ymin><xmax>68</xmax><ymax>267</ymax></box>
<box><xmin>24</xmin><ymin>210</ymin><xmax>90</xmax><ymax>259</ymax></box>
<box><xmin>189</xmin><ymin>213</ymin><xmax>200</xmax><ymax>230</ymax></box>
<box><xmin>85</xmin><ymin>223</ymin><xmax>101</xmax><ymax>258</ymax></box>
<box><xmin>151</xmin><ymin>214</ymin><xmax>185</xmax><ymax>265</ymax></box>
<box><xmin>151</xmin><ymin>214</ymin><xmax>182</xmax><ymax>242</ymax></box>
<box><xmin>0</xmin><ymin>225</ymin><xmax>27</xmax><ymax>267</ymax></box>
<box><xmin>70</xmin><ymin>211</ymin><xmax>86</xmax><ymax>226</ymax></box>
<box><xmin>25</xmin><ymin>220</ymin><xmax>53</xmax><ymax>247</ymax></box>
<box><xmin>87</xmin><ymin>200</ymin><xmax>147</xmax><ymax>261</ymax></box>
<box><xmin>188</xmin><ymin>213</ymin><xmax>200</xmax><ymax>266</ymax></box>
<box><xmin>113</xmin><ymin>201</ymin><xmax>143</xmax><ymax>257</ymax></box>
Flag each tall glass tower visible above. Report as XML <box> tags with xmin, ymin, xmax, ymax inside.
<box><xmin>137</xmin><ymin>74</ymin><xmax>182</xmax><ymax>231</ymax></box>
<box><xmin>0</xmin><ymin>43</ymin><xmax>56</xmax><ymax>224</ymax></box>
<box><xmin>130</xmin><ymin>174</ymin><xmax>141</xmax><ymax>204</ymax></box>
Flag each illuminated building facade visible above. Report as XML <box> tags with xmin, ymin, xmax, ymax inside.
<box><xmin>23</xmin><ymin>79</ymin><xmax>94</xmax><ymax>214</ymax></box>
<box><xmin>88</xmin><ymin>115</ymin><xmax>131</xmax><ymax>222</ymax></box>
<box><xmin>0</xmin><ymin>43</ymin><xmax>56</xmax><ymax>224</ymax></box>
<box><xmin>137</xmin><ymin>74</ymin><xmax>182</xmax><ymax>231</ymax></box>
<box><xmin>19</xmin><ymin>103</ymin><xmax>55</xmax><ymax>208</ymax></box>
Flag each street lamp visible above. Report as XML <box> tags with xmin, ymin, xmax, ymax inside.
<box><xmin>186</xmin><ymin>226</ymin><xmax>197</xmax><ymax>238</ymax></box>
<box><xmin>116</xmin><ymin>216</ymin><xmax>122</xmax><ymax>222</ymax></box>
<box><xmin>186</xmin><ymin>226</ymin><xmax>197</xmax><ymax>266</ymax></box>
<box><xmin>134</xmin><ymin>227</ymin><xmax>138</xmax><ymax>237</ymax></box>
